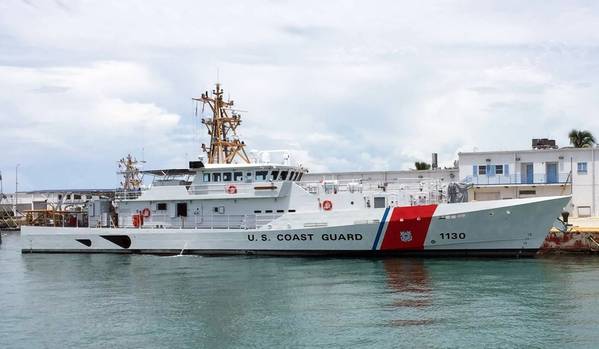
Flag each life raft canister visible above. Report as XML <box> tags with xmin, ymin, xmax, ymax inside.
<box><xmin>142</xmin><ymin>208</ymin><xmax>151</xmax><ymax>218</ymax></box>
<box><xmin>226</xmin><ymin>184</ymin><xmax>238</xmax><ymax>194</ymax></box>
<box><xmin>132</xmin><ymin>214</ymin><xmax>143</xmax><ymax>227</ymax></box>
<box><xmin>322</xmin><ymin>200</ymin><xmax>333</xmax><ymax>211</ymax></box>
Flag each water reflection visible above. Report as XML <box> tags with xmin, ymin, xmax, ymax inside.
<box><xmin>383</xmin><ymin>259</ymin><xmax>434</xmax><ymax>326</ymax></box>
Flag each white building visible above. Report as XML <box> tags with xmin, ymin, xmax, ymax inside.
<box><xmin>458</xmin><ymin>147</ymin><xmax>598</xmax><ymax>217</ymax></box>
<box><xmin>0</xmin><ymin>189</ymin><xmax>115</xmax><ymax>216</ymax></box>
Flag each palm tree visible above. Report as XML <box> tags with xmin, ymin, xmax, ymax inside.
<box><xmin>414</xmin><ymin>161</ymin><xmax>431</xmax><ymax>170</ymax></box>
<box><xmin>568</xmin><ymin>129</ymin><xmax>596</xmax><ymax>148</ymax></box>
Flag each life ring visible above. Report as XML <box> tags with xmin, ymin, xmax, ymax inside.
<box><xmin>322</xmin><ymin>200</ymin><xmax>333</xmax><ymax>211</ymax></box>
<box><xmin>226</xmin><ymin>184</ymin><xmax>237</xmax><ymax>194</ymax></box>
<box><xmin>142</xmin><ymin>208</ymin><xmax>151</xmax><ymax>218</ymax></box>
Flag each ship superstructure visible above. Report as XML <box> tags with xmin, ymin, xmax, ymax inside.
<box><xmin>21</xmin><ymin>83</ymin><xmax>570</xmax><ymax>256</ymax></box>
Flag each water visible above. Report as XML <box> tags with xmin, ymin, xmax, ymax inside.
<box><xmin>2</xmin><ymin>232</ymin><xmax>599</xmax><ymax>349</ymax></box>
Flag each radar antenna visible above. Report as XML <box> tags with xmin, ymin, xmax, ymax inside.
<box><xmin>193</xmin><ymin>83</ymin><xmax>251</xmax><ymax>164</ymax></box>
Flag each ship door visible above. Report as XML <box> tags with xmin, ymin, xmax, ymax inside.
<box><xmin>176</xmin><ymin>203</ymin><xmax>188</xmax><ymax>217</ymax></box>
<box><xmin>373</xmin><ymin>196</ymin><xmax>386</xmax><ymax>208</ymax></box>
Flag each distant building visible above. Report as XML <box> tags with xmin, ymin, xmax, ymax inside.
<box><xmin>458</xmin><ymin>146</ymin><xmax>598</xmax><ymax>217</ymax></box>
<box><xmin>0</xmin><ymin>189</ymin><xmax>114</xmax><ymax>216</ymax></box>
<box><xmin>304</xmin><ymin>168</ymin><xmax>457</xmax><ymax>183</ymax></box>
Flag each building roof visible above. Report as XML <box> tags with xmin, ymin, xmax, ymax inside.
<box><xmin>459</xmin><ymin>146</ymin><xmax>598</xmax><ymax>156</ymax></box>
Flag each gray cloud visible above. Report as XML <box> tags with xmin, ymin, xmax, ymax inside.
<box><xmin>2</xmin><ymin>0</ymin><xmax>599</xmax><ymax>190</ymax></box>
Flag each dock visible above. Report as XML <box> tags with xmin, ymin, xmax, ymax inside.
<box><xmin>540</xmin><ymin>217</ymin><xmax>599</xmax><ymax>254</ymax></box>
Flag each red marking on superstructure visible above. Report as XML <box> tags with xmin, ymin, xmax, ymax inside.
<box><xmin>380</xmin><ymin>205</ymin><xmax>438</xmax><ymax>250</ymax></box>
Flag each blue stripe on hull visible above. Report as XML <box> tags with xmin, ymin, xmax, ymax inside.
<box><xmin>371</xmin><ymin>207</ymin><xmax>390</xmax><ymax>250</ymax></box>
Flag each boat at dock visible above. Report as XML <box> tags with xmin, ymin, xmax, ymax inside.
<box><xmin>21</xmin><ymin>83</ymin><xmax>571</xmax><ymax>257</ymax></box>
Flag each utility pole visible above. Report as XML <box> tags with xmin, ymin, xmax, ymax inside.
<box><xmin>14</xmin><ymin>164</ymin><xmax>19</xmax><ymax>217</ymax></box>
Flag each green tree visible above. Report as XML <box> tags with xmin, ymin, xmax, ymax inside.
<box><xmin>414</xmin><ymin>161</ymin><xmax>431</xmax><ymax>170</ymax></box>
<box><xmin>568</xmin><ymin>129</ymin><xmax>596</xmax><ymax>148</ymax></box>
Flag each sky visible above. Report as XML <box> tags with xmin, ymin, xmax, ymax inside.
<box><xmin>2</xmin><ymin>0</ymin><xmax>599</xmax><ymax>191</ymax></box>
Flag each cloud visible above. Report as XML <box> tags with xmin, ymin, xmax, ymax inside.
<box><xmin>2</xmin><ymin>0</ymin><xmax>599</xmax><ymax>189</ymax></box>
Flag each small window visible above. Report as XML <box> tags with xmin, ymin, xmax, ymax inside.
<box><xmin>212</xmin><ymin>173</ymin><xmax>221</xmax><ymax>182</ymax></box>
<box><xmin>270</xmin><ymin>170</ymin><xmax>279</xmax><ymax>181</ymax></box>
<box><xmin>255</xmin><ymin>171</ymin><xmax>268</xmax><ymax>182</ymax></box>
<box><xmin>478</xmin><ymin>166</ymin><xmax>486</xmax><ymax>175</ymax></box>
<box><xmin>519</xmin><ymin>190</ymin><xmax>536</xmax><ymax>195</ymax></box>
<box><xmin>223</xmin><ymin>172</ymin><xmax>232</xmax><ymax>182</ymax></box>
<box><xmin>495</xmin><ymin>165</ymin><xmax>503</xmax><ymax>175</ymax></box>
<box><xmin>66</xmin><ymin>194</ymin><xmax>71</xmax><ymax>200</ymax></box>
<box><xmin>233</xmin><ymin>172</ymin><xmax>243</xmax><ymax>182</ymax></box>
<box><xmin>288</xmin><ymin>209</ymin><xmax>296</xmax><ymax>213</ymax></box>
<box><xmin>578</xmin><ymin>162</ymin><xmax>588</xmax><ymax>174</ymax></box>
<box><xmin>277</xmin><ymin>209</ymin><xmax>285</xmax><ymax>213</ymax></box>
<box><xmin>203</xmin><ymin>173</ymin><xmax>211</xmax><ymax>182</ymax></box>
<box><xmin>280</xmin><ymin>171</ymin><xmax>289</xmax><ymax>180</ymax></box>
<box><xmin>246</xmin><ymin>172</ymin><xmax>253</xmax><ymax>182</ymax></box>
<box><xmin>254</xmin><ymin>210</ymin><xmax>262</xmax><ymax>213</ymax></box>
<box><xmin>265</xmin><ymin>210</ymin><xmax>273</xmax><ymax>213</ymax></box>
<box><xmin>74</xmin><ymin>194</ymin><xmax>81</xmax><ymax>200</ymax></box>
<box><xmin>58</xmin><ymin>194</ymin><xmax>63</xmax><ymax>200</ymax></box>
<box><xmin>157</xmin><ymin>203</ymin><xmax>168</xmax><ymax>210</ymax></box>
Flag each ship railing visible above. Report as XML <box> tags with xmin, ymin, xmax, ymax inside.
<box><xmin>299</xmin><ymin>178</ymin><xmax>448</xmax><ymax>195</ymax></box>
<box><xmin>123</xmin><ymin>213</ymin><xmax>283</xmax><ymax>230</ymax></box>
<box><xmin>115</xmin><ymin>190</ymin><xmax>144</xmax><ymax>200</ymax></box>
<box><xmin>187</xmin><ymin>183</ymin><xmax>256</xmax><ymax>195</ymax></box>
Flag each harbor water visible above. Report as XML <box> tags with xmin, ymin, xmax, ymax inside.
<box><xmin>2</xmin><ymin>232</ymin><xmax>599</xmax><ymax>348</ymax></box>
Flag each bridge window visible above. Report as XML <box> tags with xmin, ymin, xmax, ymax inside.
<box><xmin>234</xmin><ymin>172</ymin><xmax>243</xmax><ymax>181</ymax></box>
<box><xmin>270</xmin><ymin>170</ymin><xmax>279</xmax><ymax>181</ymax></box>
<box><xmin>289</xmin><ymin>172</ymin><xmax>295</xmax><ymax>181</ymax></box>
<box><xmin>280</xmin><ymin>171</ymin><xmax>288</xmax><ymax>180</ymax></box>
<box><xmin>203</xmin><ymin>173</ymin><xmax>211</xmax><ymax>182</ymax></box>
<box><xmin>212</xmin><ymin>173</ymin><xmax>221</xmax><ymax>182</ymax></box>
<box><xmin>255</xmin><ymin>171</ymin><xmax>268</xmax><ymax>182</ymax></box>
<box><xmin>297</xmin><ymin>173</ymin><xmax>303</xmax><ymax>181</ymax></box>
<box><xmin>223</xmin><ymin>172</ymin><xmax>232</xmax><ymax>182</ymax></box>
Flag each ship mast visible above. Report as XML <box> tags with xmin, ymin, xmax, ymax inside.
<box><xmin>118</xmin><ymin>154</ymin><xmax>143</xmax><ymax>191</ymax></box>
<box><xmin>193</xmin><ymin>83</ymin><xmax>251</xmax><ymax>164</ymax></box>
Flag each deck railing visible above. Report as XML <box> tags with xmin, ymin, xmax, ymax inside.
<box><xmin>120</xmin><ymin>213</ymin><xmax>283</xmax><ymax>230</ymax></box>
<box><xmin>463</xmin><ymin>172</ymin><xmax>571</xmax><ymax>185</ymax></box>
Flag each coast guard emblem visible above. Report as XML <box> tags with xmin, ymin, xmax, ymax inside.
<box><xmin>400</xmin><ymin>231</ymin><xmax>413</xmax><ymax>242</ymax></box>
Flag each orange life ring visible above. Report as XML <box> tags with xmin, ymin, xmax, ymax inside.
<box><xmin>322</xmin><ymin>200</ymin><xmax>333</xmax><ymax>211</ymax></box>
<box><xmin>226</xmin><ymin>184</ymin><xmax>237</xmax><ymax>194</ymax></box>
<box><xmin>142</xmin><ymin>208</ymin><xmax>151</xmax><ymax>218</ymax></box>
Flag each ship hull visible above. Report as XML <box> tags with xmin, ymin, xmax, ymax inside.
<box><xmin>20</xmin><ymin>196</ymin><xmax>570</xmax><ymax>258</ymax></box>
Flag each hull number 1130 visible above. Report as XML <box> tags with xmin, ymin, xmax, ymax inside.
<box><xmin>440</xmin><ymin>232</ymin><xmax>466</xmax><ymax>240</ymax></box>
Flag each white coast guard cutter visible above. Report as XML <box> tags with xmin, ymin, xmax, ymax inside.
<box><xmin>21</xmin><ymin>83</ymin><xmax>570</xmax><ymax>257</ymax></box>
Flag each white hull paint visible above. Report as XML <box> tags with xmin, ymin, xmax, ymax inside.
<box><xmin>21</xmin><ymin>196</ymin><xmax>570</xmax><ymax>257</ymax></box>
